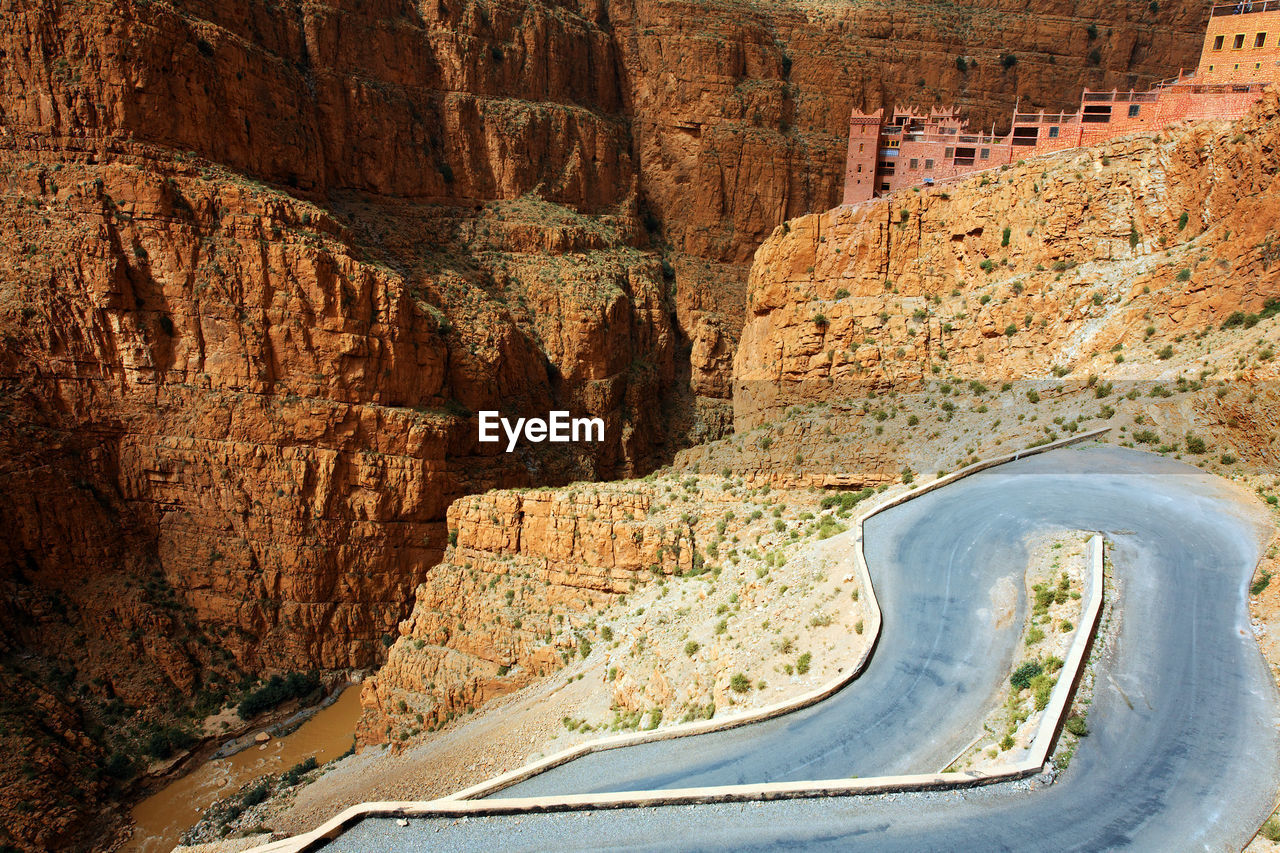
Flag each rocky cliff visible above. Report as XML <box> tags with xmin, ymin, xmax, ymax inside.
<box><xmin>734</xmin><ymin>92</ymin><xmax>1280</xmax><ymax>427</ymax></box>
<box><xmin>0</xmin><ymin>0</ymin><xmax>1218</xmax><ymax>848</ymax></box>
<box><xmin>358</xmin><ymin>484</ymin><xmax>692</xmax><ymax>742</ymax></box>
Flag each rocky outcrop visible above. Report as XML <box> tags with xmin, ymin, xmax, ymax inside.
<box><xmin>358</xmin><ymin>484</ymin><xmax>703</xmax><ymax>741</ymax></box>
<box><xmin>734</xmin><ymin>93</ymin><xmax>1280</xmax><ymax>427</ymax></box>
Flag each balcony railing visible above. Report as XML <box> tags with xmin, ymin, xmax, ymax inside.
<box><xmin>1081</xmin><ymin>91</ymin><xmax>1161</xmax><ymax>103</ymax></box>
<box><xmin>900</xmin><ymin>133</ymin><xmax>1004</xmax><ymax>145</ymax></box>
<box><xmin>1013</xmin><ymin>112</ymin><xmax>1078</xmax><ymax>124</ymax></box>
<box><xmin>1211</xmin><ymin>0</ymin><xmax>1280</xmax><ymax>15</ymax></box>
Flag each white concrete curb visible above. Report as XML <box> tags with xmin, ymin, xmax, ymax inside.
<box><xmin>246</xmin><ymin>428</ymin><xmax>1110</xmax><ymax>852</ymax></box>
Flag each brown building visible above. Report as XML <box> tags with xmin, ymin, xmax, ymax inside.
<box><xmin>843</xmin><ymin>1</ymin><xmax>1280</xmax><ymax>204</ymax></box>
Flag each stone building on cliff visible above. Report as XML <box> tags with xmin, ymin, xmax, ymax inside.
<box><xmin>843</xmin><ymin>1</ymin><xmax>1280</xmax><ymax>203</ymax></box>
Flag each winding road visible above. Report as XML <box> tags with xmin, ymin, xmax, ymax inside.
<box><xmin>325</xmin><ymin>445</ymin><xmax>1280</xmax><ymax>851</ymax></box>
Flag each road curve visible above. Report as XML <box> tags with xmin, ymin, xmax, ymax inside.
<box><xmin>327</xmin><ymin>445</ymin><xmax>1280</xmax><ymax>851</ymax></box>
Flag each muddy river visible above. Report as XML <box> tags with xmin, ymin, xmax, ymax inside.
<box><xmin>126</xmin><ymin>686</ymin><xmax>362</xmax><ymax>852</ymax></box>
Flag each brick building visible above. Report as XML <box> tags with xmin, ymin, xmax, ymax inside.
<box><xmin>843</xmin><ymin>1</ymin><xmax>1280</xmax><ymax>204</ymax></box>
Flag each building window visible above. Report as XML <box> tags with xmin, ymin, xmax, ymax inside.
<box><xmin>1048</xmin><ymin>126</ymin><xmax>1060</xmax><ymax>138</ymax></box>
<box><xmin>1082</xmin><ymin>105</ymin><xmax>1112</xmax><ymax>123</ymax></box>
<box><xmin>1209</xmin><ymin>64</ymin><xmax>1215</xmax><ymax>70</ymax></box>
<box><xmin>1213</xmin><ymin>34</ymin><xmax>1225</xmax><ymax>50</ymax></box>
<box><xmin>909</xmin><ymin>158</ymin><xmax>919</xmax><ymax>169</ymax></box>
<box><xmin>1128</xmin><ymin>104</ymin><xmax>1141</xmax><ymax>117</ymax></box>
<box><xmin>880</xmin><ymin>183</ymin><xmax>890</xmax><ymax>191</ymax></box>
<box><xmin>980</xmin><ymin>148</ymin><xmax>990</xmax><ymax>159</ymax></box>
<box><xmin>1012</xmin><ymin>126</ymin><xmax>1040</xmax><ymax>144</ymax></box>
<box><xmin>858</xmin><ymin>143</ymin><xmax>864</xmax><ymax>152</ymax></box>
<box><xmin>1256</xmin><ymin>32</ymin><xmax>1267</xmax><ymax>48</ymax></box>
<box><xmin>1233</xmin><ymin>33</ymin><xmax>1246</xmax><ymax>49</ymax></box>
<box><xmin>944</xmin><ymin>147</ymin><xmax>954</xmax><ymax>158</ymax></box>
<box><xmin>856</xmin><ymin>164</ymin><xmax>863</xmax><ymax>172</ymax></box>
<box><xmin>925</xmin><ymin>159</ymin><xmax>934</xmax><ymax>170</ymax></box>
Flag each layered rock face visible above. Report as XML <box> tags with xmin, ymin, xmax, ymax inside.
<box><xmin>0</xmin><ymin>148</ymin><xmax>673</xmax><ymax>847</ymax></box>
<box><xmin>0</xmin><ymin>0</ymin><xmax>1218</xmax><ymax>848</ymax></box>
<box><xmin>359</xmin><ymin>483</ymin><xmax>700</xmax><ymax>741</ymax></box>
<box><xmin>734</xmin><ymin>93</ymin><xmax>1280</xmax><ymax>427</ymax></box>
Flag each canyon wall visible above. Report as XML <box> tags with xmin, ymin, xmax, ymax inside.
<box><xmin>0</xmin><ymin>0</ymin><xmax>1219</xmax><ymax>848</ymax></box>
<box><xmin>734</xmin><ymin>92</ymin><xmax>1280</xmax><ymax>428</ymax></box>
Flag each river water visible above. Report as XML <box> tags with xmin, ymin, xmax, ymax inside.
<box><xmin>126</xmin><ymin>686</ymin><xmax>362</xmax><ymax>852</ymax></box>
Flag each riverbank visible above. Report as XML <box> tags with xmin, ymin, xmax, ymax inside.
<box><xmin>125</xmin><ymin>686</ymin><xmax>363</xmax><ymax>853</ymax></box>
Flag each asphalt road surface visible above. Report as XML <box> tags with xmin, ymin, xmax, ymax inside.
<box><xmin>325</xmin><ymin>445</ymin><xmax>1280</xmax><ymax>851</ymax></box>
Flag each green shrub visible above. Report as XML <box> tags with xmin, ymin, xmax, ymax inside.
<box><xmin>282</xmin><ymin>756</ymin><xmax>318</xmax><ymax>786</ymax></box>
<box><xmin>1010</xmin><ymin>661</ymin><xmax>1043</xmax><ymax>690</ymax></box>
<box><xmin>1176</xmin><ymin>268</ymin><xmax>1191</xmax><ymax>281</ymax></box>
<box><xmin>143</xmin><ymin>726</ymin><xmax>195</xmax><ymax>759</ymax></box>
<box><xmin>237</xmin><ymin>671</ymin><xmax>321</xmax><ymax>720</ymax></box>
<box><xmin>684</xmin><ymin>641</ymin><xmax>700</xmax><ymax>657</ymax></box>
<box><xmin>1184</xmin><ymin>433</ymin><xmax>1207</xmax><ymax>454</ymax></box>
<box><xmin>242</xmin><ymin>780</ymin><xmax>270</xmax><ymax>808</ymax></box>
<box><xmin>729</xmin><ymin>673</ymin><xmax>751</xmax><ymax>693</ymax></box>
<box><xmin>796</xmin><ymin>652</ymin><xmax>812</xmax><ymax>675</ymax></box>
<box><xmin>1064</xmin><ymin>716</ymin><xmax>1088</xmax><ymax>737</ymax></box>
<box><xmin>1031</xmin><ymin>674</ymin><xmax>1054</xmax><ymax>710</ymax></box>
<box><xmin>104</xmin><ymin>752</ymin><xmax>135</xmax><ymax>780</ymax></box>
<box><xmin>820</xmin><ymin>488</ymin><xmax>874</xmax><ymax>512</ymax></box>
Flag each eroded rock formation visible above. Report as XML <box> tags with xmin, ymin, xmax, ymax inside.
<box><xmin>0</xmin><ymin>0</ymin><xmax>1219</xmax><ymax>847</ymax></box>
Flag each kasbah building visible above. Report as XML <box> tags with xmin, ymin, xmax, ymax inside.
<box><xmin>843</xmin><ymin>0</ymin><xmax>1280</xmax><ymax>203</ymax></box>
